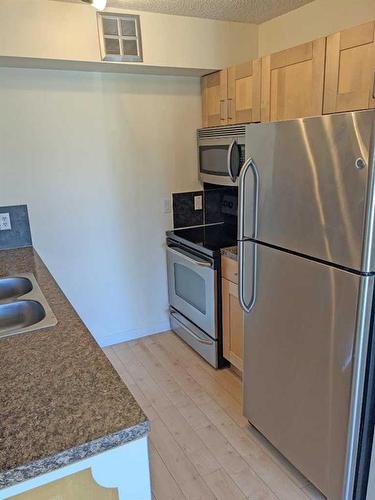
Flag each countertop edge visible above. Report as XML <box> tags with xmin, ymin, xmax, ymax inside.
<box><xmin>221</xmin><ymin>246</ymin><xmax>238</xmax><ymax>261</ymax></box>
<box><xmin>0</xmin><ymin>419</ymin><xmax>150</xmax><ymax>489</ymax></box>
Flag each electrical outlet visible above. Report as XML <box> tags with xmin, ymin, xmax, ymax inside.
<box><xmin>163</xmin><ymin>197</ymin><xmax>172</xmax><ymax>214</ymax></box>
<box><xmin>194</xmin><ymin>195</ymin><xmax>203</xmax><ymax>210</ymax></box>
<box><xmin>0</xmin><ymin>213</ymin><xmax>11</xmax><ymax>231</ymax></box>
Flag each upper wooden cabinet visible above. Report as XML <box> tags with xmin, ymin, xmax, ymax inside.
<box><xmin>324</xmin><ymin>21</ymin><xmax>375</xmax><ymax>114</ymax></box>
<box><xmin>201</xmin><ymin>59</ymin><xmax>261</xmax><ymax>127</ymax></box>
<box><xmin>261</xmin><ymin>38</ymin><xmax>326</xmax><ymax>122</ymax></box>
<box><xmin>201</xmin><ymin>70</ymin><xmax>227</xmax><ymax>127</ymax></box>
<box><xmin>227</xmin><ymin>60</ymin><xmax>261</xmax><ymax>124</ymax></box>
<box><xmin>201</xmin><ymin>19</ymin><xmax>375</xmax><ymax>127</ymax></box>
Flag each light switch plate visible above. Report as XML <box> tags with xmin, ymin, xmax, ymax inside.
<box><xmin>0</xmin><ymin>213</ymin><xmax>11</xmax><ymax>231</ymax></box>
<box><xmin>163</xmin><ymin>197</ymin><xmax>172</xmax><ymax>214</ymax></box>
<box><xmin>194</xmin><ymin>195</ymin><xmax>203</xmax><ymax>211</ymax></box>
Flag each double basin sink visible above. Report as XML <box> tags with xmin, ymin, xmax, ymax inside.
<box><xmin>0</xmin><ymin>273</ymin><xmax>57</xmax><ymax>339</ymax></box>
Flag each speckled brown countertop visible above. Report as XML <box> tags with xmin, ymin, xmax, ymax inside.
<box><xmin>0</xmin><ymin>247</ymin><xmax>149</xmax><ymax>488</ymax></box>
<box><xmin>221</xmin><ymin>246</ymin><xmax>238</xmax><ymax>261</ymax></box>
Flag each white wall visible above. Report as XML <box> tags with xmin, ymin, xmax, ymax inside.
<box><xmin>258</xmin><ymin>0</ymin><xmax>375</xmax><ymax>56</ymax></box>
<box><xmin>0</xmin><ymin>67</ymin><xmax>202</xmax><ymax>346</ymax></box>
<box><xmin>0</xmin><ymin>0</ymin><xmax>258</xmax><ymax>72</ymax></box>
<box><xmin>107</xmin><ymin>5</ymin><xmax>259</xmax><ymax>69</ymax></box>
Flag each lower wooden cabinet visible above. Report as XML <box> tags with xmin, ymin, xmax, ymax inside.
<box><xmin>3</xmin><ymin>436</ymin><xmax>151</xmax><ymax>500</ymax></box>
<box><xmin>9</xmin><ymin>469</ymin><xmax>118</xmax><ymax>499</ymax></box>
<box><xmin>222</xmin><ymin>277</ymin><xmax>244</xmax><ymax>372</ymax></box>
<box><xmin>221</xmin><ymin>256</ymin><xmax>244</xmax><ymax>373</ymax></box>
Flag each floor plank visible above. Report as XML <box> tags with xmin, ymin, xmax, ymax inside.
<box><xmin>149</xmin><ymin>442</ymin><xmax>187</xmax><ymax>500</ymax></box>
<box><xmin>202</xmin><ymin>469</ymin><xmax>248</xmax><ymax>500</ymax></box>
<box><xmin>150</xmin><ymin>417</ymin><xmax>216</xmax><ymax>500</ymax></box>
<box><xmin>106</xmin><ymin>332</ymin><xmax>325</xmax><ymax>500</ymax></box>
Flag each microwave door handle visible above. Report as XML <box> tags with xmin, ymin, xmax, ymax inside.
<box><xmin>168</xmin><ymin>247</ymin><xmax>212</xmax><ymax>268</ymax></box>
<box><xmin>227</xmin><ymin>139</ymin><xmax>236</xmax><ymax>182</ymax></box>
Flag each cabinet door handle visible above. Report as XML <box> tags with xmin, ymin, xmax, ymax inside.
<box><xmin>220</xmin><ymin>100</ymin><xmax>226</xmax><ymax>121</ymax></box>
<box><xmin>373</xmin><ymin>71</ymin><xmax>375</xmax><ymax>99</ymax></box>
<box><xmin>227</xmin><ymin>98</ymin><xmax>233</xmax><ymax>120</ymax></box>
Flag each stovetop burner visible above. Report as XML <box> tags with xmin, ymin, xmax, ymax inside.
<box><xmin>166</xmin><ymin>223</ymin><xmax>237</xmax><ymax>257</ymax></box>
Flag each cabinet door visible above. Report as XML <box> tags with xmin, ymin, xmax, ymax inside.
<box><xmin>201</xmin><ymin>70</ymin><xmax>228</xmax><ymax>127</ymax></box>
<box><xmin>261</xmin><ymin>38</ymin><xmax>325</xmax><ymax>122</ymax></box>
<box><xmin>324</xmin><ymin>21</ymin><xmax>375</xmax><ymax>114</ymax></box>
<box><xmin>227</xmin><ymin>59</ymin><xmax>261</xmax><ymax>124</ymax></box>
<box><xmin>222</xmin><ymin>277</ymin><xmax>244</xmax><ymax>372</ymax></box>
<box><xmin>9</xmin><ymin>469</ymin><xmax>118</xmax><ymax>499</ymax></box>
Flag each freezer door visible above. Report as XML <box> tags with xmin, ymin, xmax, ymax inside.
<box><xmin>242</xmin><ymin>241</ymin><xmax>374</xmax><ymax>500</ymax></box>
<box><xmin>242</xmin><ymin>110</ymin><xmax>375</xmax><ymax>272</ymax></box>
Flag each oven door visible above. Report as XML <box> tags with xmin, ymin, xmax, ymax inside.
<box><xmin>198</xmin><ymin>137</ymin><xmax>245</xmax><ymax>186</ymax></box>
<box><xmin>167</xmin><ymin>245</ymin><xmax>217</xmax><ymax>339</ymax></box>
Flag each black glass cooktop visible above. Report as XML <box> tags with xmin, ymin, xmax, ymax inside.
<box><xmin>167</xmin><ymin>223</ymin><xmax>237</xmax><ymax>257</ymax></box>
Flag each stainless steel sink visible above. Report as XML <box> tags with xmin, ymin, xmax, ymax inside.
<box><xmin>0</xmin><ymin>273</ymin><xmax>57</xmax><ymax>339</ymax></box>
<box><xmin>0</xmin><ymin>276</ymin><xmax>33</xmax><ymax>302</ymax></box>
<box><xmin>0</xmin><ymin>300</ymin><xmax>46</xmax><ymax>334</ymax></box>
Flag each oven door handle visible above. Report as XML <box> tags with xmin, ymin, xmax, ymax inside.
<box><xmin>170</xmin><ymin>310</ymin><xmax>214</xmax><ymax>345</ymax></box>
<box><xmin>167</xmin><ymin>246</ymin><xmax>212</xmax><ymax>268</ymax></box>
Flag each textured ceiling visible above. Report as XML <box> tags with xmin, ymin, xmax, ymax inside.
<box><xmin>63</xmin><ymin>0</ymin><xmax>315</xmax><ymax>24</ymax></box>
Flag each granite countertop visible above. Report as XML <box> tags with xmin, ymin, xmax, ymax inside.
<box><xmin>221</xmin><ymin>245</ymin><xmax>238</xmax><ymax>261</ymax></box>
<box><xmin>0</xmin><ymin>248</ymin><xmax>149</xmax><ymax>488</ymax></box>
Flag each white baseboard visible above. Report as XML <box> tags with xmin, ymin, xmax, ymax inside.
<box><xmin>97</xmin><ymin>320</ymin><xmax>171</xmax><ymax>347</ymax></box>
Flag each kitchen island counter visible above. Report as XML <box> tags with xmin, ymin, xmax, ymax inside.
<box><xmin>0</xmin><ymin>247</ymin><xmax>149</xmax><ymax>490</ymax></box>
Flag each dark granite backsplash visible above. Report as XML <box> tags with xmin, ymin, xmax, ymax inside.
<box><xmin>0</xmin><ymin>205</ymin><xmax>32</xmax><ymax>250</ymax></box>
<box><xmin>172</xmin><ymin>187</ymin><xmax>238</xmax><ymax>229</ymax></box>
<box><xmin>204</xmin><ymin>187</ymin><xmax>238</xmax><ymax>225</ymax></box>
<box><xmin>172</xmin><ymin>191</ymin><xmax>203</xmax><ymax>229</ymax></box>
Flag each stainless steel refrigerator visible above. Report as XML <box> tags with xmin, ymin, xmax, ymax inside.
<box><xmin>238</xmin><ymin>110</ymin><xmax>375</xmax><ymax>500</ymax></box>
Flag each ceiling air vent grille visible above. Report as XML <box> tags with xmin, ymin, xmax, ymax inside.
<box><xmin>198</xmin><ymin>125</ymin><xmax>246</xmax><ymax>139</ymax></box>
<box><xmin>98</xmin><ymin>13</ymin><xmax>143</xmax><ymax>62</ymax></box>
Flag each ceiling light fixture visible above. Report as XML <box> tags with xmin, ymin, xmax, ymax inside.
<box><xmin>81</xmin><ymin>0</ymin><xmax>107</xmax><ymax>11</ymax></box>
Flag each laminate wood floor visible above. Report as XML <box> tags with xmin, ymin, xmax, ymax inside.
<box><xmin>104</xmin><ymin>332</ymin><xmax>325</xmax><ymax>500</ymax></box>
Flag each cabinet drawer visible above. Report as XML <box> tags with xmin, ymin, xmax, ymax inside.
<box><xmin>222</xmin><ymin>255</ymin><xmax>238</xmax><ymax>284</ymax></box>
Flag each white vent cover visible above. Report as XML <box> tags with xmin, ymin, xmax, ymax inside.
<box><xmin>198</xmin><ymin>124</ymin><xmax>246</xmax><ymax>139</ymax></box>
<box><xmin>98</xmin><ymin>13</ymin><xmax>143</xmax><ymax>62</ymax></box>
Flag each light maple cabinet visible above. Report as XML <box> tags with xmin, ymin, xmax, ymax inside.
<box><xmin>9</xmin><ymin>469</ymin><xmax>118</xmax><ymax>499</ymax></box>
<box><xmin>324</xmin><ymin>21</ymin><xmax>375</xmax><ymax>114</ymax></box>
<box><xmin>261</xmin><ymin>38</ymin><xmax>326</xmax><ymax>122</ymax></box>
<box><xmin>201</xmin><ymin>19</ymin><xmax>375</xmax><ymax>128</ymax></box>
<box><xmin>227</xmin><ymin>59</ymin><xmax>261</xmax><ymax>124</ymax></box>
<box><xmin>222</xmin><ymin>256</ymin><xmax>244</xmax><ymax>373</ymax></box>
<box><xmin>201</xmin><ymin>59</ymin><xmax>261</xmax><ymax>127</ymax></box>
<box><xmin>201</xmin><ymin>70</ymin><xmax>228</xmax><ymax>127</ymax></box>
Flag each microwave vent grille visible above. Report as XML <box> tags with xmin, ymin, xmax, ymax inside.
<box><xmin>198</xmin><ymin>125</ymin><xmax>246</xmax><ymax>139</ymax></box>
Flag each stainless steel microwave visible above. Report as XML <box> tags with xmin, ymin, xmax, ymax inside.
<box><xmin>197</xmin><ymin>124</ymin><xmax>246</xmax><ymax>186</ymax></box>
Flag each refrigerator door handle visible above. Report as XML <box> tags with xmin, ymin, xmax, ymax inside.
<box><xmin>239</xmin><ymin>240</ymin><xmax>257</xmax><ymax>313</ymax></box>
<box><xmin>238</xmin><ymin>157</ymin><xmax>260</xmax><ymax>240</ymax></box>
<box><xmin>238</xmin><ymin>156</ymin><xmax>259</xmax><ymax>313</ymax></box>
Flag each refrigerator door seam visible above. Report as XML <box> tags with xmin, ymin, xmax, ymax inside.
<box><xmin>343</xmin><ymin>277</ymin><xmax>374</xmax><ymax>500</ymax></box>
<box><xmin>361</xmin><ymin>116</ymin><xmax>375</xmax><ymax>273</ymax></box>
<box><xmin>242</xmin><ymin>237</ymin><xmax>375</xmax><ymax>277</ymax></box>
